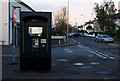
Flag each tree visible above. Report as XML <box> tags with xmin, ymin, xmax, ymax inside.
<box><xmin>54</xmin><ymin>7</ymin><xmax>67</xmax><ymax>35</ymax></box>
<box><xmin>94</xmin><ymin>2</ymin><xmax>117</xmax><ymax>33</ymax></box>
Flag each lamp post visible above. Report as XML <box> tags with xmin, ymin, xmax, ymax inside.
<box><xmin>81</xmin><ymin>14</ymin><xmax>85</xmax><ymax>34</ymax></box>
<box><xmin>74</xmin><ymin>18</ymin><xmax>78</xmax><ymax>31</ymax></box>
<box><xmin>66</xmin><ymin>0</ymin><xmax>69</xmax><ymax>42</ymax></box>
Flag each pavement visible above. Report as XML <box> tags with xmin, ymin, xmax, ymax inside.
<box><xmin>1</xmin><ymin>38</ymin><xmax>78</xmax><ymax>79</ymax></box>
<box><xmin>52</xmin><ymin>38</ymin><xmax>78</xmax><ymax>48</ymax></box>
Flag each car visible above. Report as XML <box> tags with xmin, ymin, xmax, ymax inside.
<box><xmin>69</xmin><ymin>33</ymin><xmax>75</xmax><ymax>37</ymax></box>
<box><xmin>95</xmin><ymin>35</ymin><xmax>114</xmax><ymax>43</ymax></box>
<box><xmin>69</xmin><ymin>33</ymin><xmax>81</xmax><ymax>37</ymax></box>
<box><xmin>80</xmin><ymin>33</ymin><xmax>85</xmax><ymax>37</ymax></box>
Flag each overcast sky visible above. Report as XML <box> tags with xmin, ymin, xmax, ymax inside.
<box><xmin>21</xmin><ymin>0</ymin><xmax>119</xmax><ymax>26</ymax></box>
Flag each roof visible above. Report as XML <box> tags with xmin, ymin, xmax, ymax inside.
<box><xmin>78</xmin><ymin>26</ymin><xmax>83</xmax><ymax>28</ymax></box>
<box><xmin>86</xmin><ymin>21</ymin><xmax>94</xmax><ymax>25</ymax></box>
<box><xmin>15</xmin><ymin>0</ymin><xmax>35</xmax><ymax>12</ymax></box>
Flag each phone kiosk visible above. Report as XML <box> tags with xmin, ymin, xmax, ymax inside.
<box><xmin>20</xmin><ymin>12</ymin><xmax>51</xmax><ymax>71</ymax></box>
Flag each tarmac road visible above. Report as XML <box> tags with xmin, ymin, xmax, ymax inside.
<box><xmin>1</xmin><ymin>37</ymin><xmax>119</xmax><ymax>80</ymax></box>
<box><xmin>72</xmin><ymin>37</ymin><xmax>119</xmax><ymax>59</ymax></box>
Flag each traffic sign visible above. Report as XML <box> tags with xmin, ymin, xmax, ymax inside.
<box><xmin>13</xmin><ymin>9</ymin><xmax>17</xmax><ymax>23</ymax></box>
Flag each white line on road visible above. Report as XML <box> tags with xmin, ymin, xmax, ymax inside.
<box><xmin>70</xmin><ymin>46</ymin><xmax>74</xmax><ymax>47</ymax></box>
<box><xmin>86</xmin><ymin>49</ymin><xmax>91</xmax><ymax>51</ymax></box>
<box><xmin>77</xmin><ymin>44</ymin><xmax>116</xmax><ymax>60</ymax></box>
<box><xmin>109</xmin><ymin>57</ymin><xmax>115</xmax><ymax>59</ymax></box>
<box><xmin>64</xmin><ymin>48</ymin><xmax>73</xmax><ymax>53</ymax></box>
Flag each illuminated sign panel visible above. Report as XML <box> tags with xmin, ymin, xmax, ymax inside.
<box><xmin>29</xmin><ymin>27</ymin><xmax>43</xmax><ymax>36</ymax></box>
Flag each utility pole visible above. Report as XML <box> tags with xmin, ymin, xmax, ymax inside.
<box><xmin>66</xmin><ymin>0</ymin><xmax>69</xmax><ymax>41</ymax></box>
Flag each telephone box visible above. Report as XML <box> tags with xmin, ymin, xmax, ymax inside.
<box><xmin>20</xmin><ymin>12</ymin><xmax>51</xmax><ymax>71</ymax></box>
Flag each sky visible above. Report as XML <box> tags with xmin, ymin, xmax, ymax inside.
<box><xmin>21</xmin><ymin>0</ymin><xmax>119</xmax><ymax>26</ymax></box>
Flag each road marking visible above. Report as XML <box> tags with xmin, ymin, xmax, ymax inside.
<box><xmin>71</xmin><ymin>38</ymin><xmax>80</xmax><ymax>44</ymax></box>
<box><xmin>77</xmin><ymin>44</ymin><xmax>116</xmax><ymax>60</ymax></box>
<box><xmin>70</xmin><ymin>46</ymin><xmax>74</xmax><ymax>47</ymax></box>
<box><xmin>64</xmin><ymin>48</ymin><xmax>73</xmax><ymax>53</ymax></box>
<box><xmin>86</xmin><ymin>49</ymin><xmax>91</xmax><ymax>51</ymax></box>
<box><xmin>104</xmin><ymin>55</ymin><xmax>109</xmax><ymax>57</ymax></box>
<box><xmin>77</xmin><ymin>45</ymin><xmax>82</xmax><ymax>48</ymax></box>
<box><xmin>102</xmin><ymin>57</ymin><xmax>108</xmax><ymax>59</ymax></box>
<box><xmin>109</xmin><ymin>57</ymin><xmax>115</xmax><ymax>59</ymax></box>
<box><xmin>98</xmin><ymin>55</ymin><xmax>102</xmax><ymax>57</ymax></box>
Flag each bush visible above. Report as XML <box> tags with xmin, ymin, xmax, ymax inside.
<box><xmin>115</xmin><ymin>30</ymin><xmax>120</xmax><ymax>41</ymax></box>
<box><xmin>72</xmin><ymin>30</ymin><xmax>78</xmax><ymax>33</ymax></box>
<box><xmin>52</xmin><ymin>29</ymin><xmax>66</xmax><ymax>36</ymax></box>
<box><xmin>88</xmin><ymin>32</ymin><xmax>106</xmax><ymax>35</ymax></box>
<box><xmin>79</xmin><ymin>30</ymin><xmax>88</xmax><ymax>33</ymax></box>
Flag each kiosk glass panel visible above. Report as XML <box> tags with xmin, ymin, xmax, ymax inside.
<box><xmin>29</xmin><ymin>27</ymin><xmax>43</xmax><ymax>36</ymax></box>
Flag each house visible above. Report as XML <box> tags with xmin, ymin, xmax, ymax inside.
<box><xmin>0</xmin><ymin>0</ymin><xmax>35</xmax><ymax>45</ymax></box>
<box><xmin>84</xmin><ymin>21</ymin><xmax>94</xmax><ymax>33</ymax></box>
<box><xmin>78</xmin><ymin>25</ymin><xmax>83</xmax><ymax>31</ymax></box>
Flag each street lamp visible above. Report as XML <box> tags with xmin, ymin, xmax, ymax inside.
<box><xmin>66</xmin><ymin>0</ymin><xmax>69</xmax><ymax>42</ymax></box>
<box><xmin>74</xmin><ymin>18</ymin><xmax>78</xmax><ymax>31</ymax></box>
<box><xmin>81</xmin><ymin>14</ymin><xmax>85</xmax><ymax>34</ymax></box>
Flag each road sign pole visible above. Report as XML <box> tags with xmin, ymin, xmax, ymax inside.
<box><xmin>12</xmin><ymin>7</ymin><xmax>16</xmax><ymax>63</ymax></box>
<box><xmin>16</xmin><ymin>8</ymin><xmax>21</xmax><ymax>46</ymax></box>
<box><xmin>12</xmin><ymin>6</ymin><xmax>21</xmax><ymax>63</ymax></box>
<box><xmin>13</xmin><ymin>23</ymin><xmax>16</xmax><ymax>63</ymax></box>
<box><xmin>16</xmin><ymin>22</ymin><xmax>18</xmax><ymax>46</ymax></box>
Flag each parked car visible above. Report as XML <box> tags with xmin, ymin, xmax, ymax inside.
<box><xmin>69</xmin><ymin>33</ymin><xmax>75</xmax><ymax>37</ymax></box>
<box><xmin>80</xmin><ymin>33</ymin><xmax>85</xmax><ymax>37</ymax></box>
<box><xmin>95</xmin><ymin>35</ymin><xmax>114</xmax><ymax>43</ymax></box>
<box><xmin>69</xmin><ymin>33</ymin><xmax>81</xmax><ymax>37</ymax></box>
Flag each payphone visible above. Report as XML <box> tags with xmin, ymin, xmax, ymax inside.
<box><xmin>20</xmin><ymin>12</ymin><xmax>51</xmax><ymax>71</ymax></box>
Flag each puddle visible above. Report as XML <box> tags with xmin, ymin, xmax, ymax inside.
<box><xmin>73</xmin><ymin>63</ymin><xmax>84</xmax><ymax>66</ymax></box>
<box><xmin>88</xmin><ymin>55</ymin><xmax>93</xmax><ymax>57</ymax></box>
<box><xmin>89</xmin><ymin>62</ymin><xmax>100</xmax><ymax>65</ymax></box>
<box><xmin>80</xmin><ymin>66</ymin><xmax>94</xmax><ymax>69</ymax></box>
<box><xmin>56</xmin><ymin>59</ymin><xmax>69</xmax><ymax>62</ymax></box>
<box><xmin>95</xmin><ymin>71</ymin><xmax>112</xmax><ymax>75</ymax></box>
